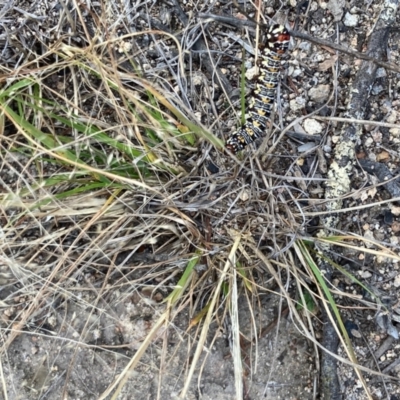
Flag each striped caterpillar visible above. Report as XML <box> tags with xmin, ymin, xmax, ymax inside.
<box><xmin>225</xmin><ymin>24</ymin><xmax>290</xmax><ymax>154</ymax></box>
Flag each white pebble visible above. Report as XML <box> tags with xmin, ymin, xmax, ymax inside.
<box><xmin>360</xmin><ymin>270</ymin><xmax>372</xmax><ymax>279</ymax></box>
<box><xmin>364</xmin><ymin>230</ymin><xmax>375</xmax><ymax>248</ymax></box>
<box><xmin>303</xmin><ymin>118</ymin><xmax>323</xmax><ymax>135</ymax></box>
<box><xmin>308</xmin><ymin>84</ymin><xmax>330</xmax><ymax>103</ymax></box>
<box><xmin>291</xmin><ymin>68</ymin><xmax>303</xmax><ymax>78</ymax></box>
<box><xmin>290</xmin><ymin>97</ymin><xmax>306</xmax><ymax>112</ymax></box>
<box><xmin>343</xmin><ymin>12</ymin><xmax>359</xmax><ymax>27</ymax></box>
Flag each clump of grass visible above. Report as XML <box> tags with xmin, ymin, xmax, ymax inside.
<box><xmin>1</xmin><ymin>2</ymin><xmax>397</xmax><ymax>399</ymax></box>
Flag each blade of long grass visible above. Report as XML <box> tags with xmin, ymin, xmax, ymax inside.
<box><xmin>140</xmin><ymin>79</ymin><xmax>224</xmax><ymax>150</ymax></box>
<box><xmin>2</xmin><ymin>102</ymin><xmax>85</xmax><ymax>164</ymax></box>
<box><xmin>295</xmin><ymin>240</ymin><xmax>372</xmax><ymax>398</ymax></box>
<box><xmin>166</xmin><ymin>253</ymin><xmax>201</xmax><ymax>305</ymax></box>
<box><xmin>231</xmin><ymin>265</ymin><xmax>243</xmax><ymax>400</ymax></box>
<box><xmin>180</xmin><ymin>231</ymin><xmax>241</xmax><ymax>398</ymax></box>
<box><xmin>0</xmin><ymin>79</ymin><xmax>34</xmax><ymax>99</ymax></box>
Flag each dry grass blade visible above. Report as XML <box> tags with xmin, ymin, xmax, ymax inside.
<box><xmin>180</xmin><ymin>233</ymin><xmax>241</xmax><ymax>398</ymax></box>
<box><xmin>230</xmin><ymin>263</ymin><xmax>243</xmax><ymax>400</ymax></box>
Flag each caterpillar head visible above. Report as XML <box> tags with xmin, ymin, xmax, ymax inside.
<box><xmin>266</xmin><ymin>24</ymin><xmax>290</xmax><ymax>54</ymax></box>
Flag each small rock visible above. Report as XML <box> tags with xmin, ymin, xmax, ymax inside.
<box><xmin>303</xmin><ymin>119</ymin><xmax>323</xmax><ymax>135</ymax></box>
<box><xmin>298</xmin><ymin>41</ymin><xmax>311</xmax><ymax>52</ymax></box>
<box><xmin>364</xmin><ymin>229</ymin><xmax>375</xmax><ymax>248</ymax></box>
<box><xmin>290</xmin><ymin>97</ymin><xmax>306</xmax><ymax>112</ymax></box>
<box><xmin>394</xmin><ymin>275</ymin><xmax>400</xmax><ymax>288</ymax></box>
<box><xmin>392</xmin><ymin>221</ymin><xmax>400</xmax><ymax>232</ymax></box>
<box><xmin>192</xmin><ymin>74</ymin><xmax>203</xmax><ymax>85</ymax></box>
<box><xmin>364</xmin><ymin>137</ymin><xmax>374</xmax><ymax>147</ymax></box>
<box><xmin>331</xmin><ymin>135</ymin><xmax>340</xmax><ymax>143</ymax></box>
<box><xmin>118</xmin><ymin>41</ymin><xmax>132</xmax><ymax>53</ymax></box>
<box><xmin>376</xmin><ymin>151</ymin><xmax>389</xmax><ymax>161</ymax></box>
<box><xmin>239</xmin><ymin>190</ymin><xmax>249</xmax><ymax>202</ymax></box>
<box><xmin>221</xmin><ymin>39</ymin><xmax>230</xmax><ymax>48</ymax></box>
<box><xmin>298</xmin><ymin>142</ymin><xmax>317</xmax><ymax>152</ymax></box>
<box><xmin>387</xmin><ymin>110</ymin><xmax>397</xmax><ymax>124</ymax></box>
<box><xmin>376</xmin><ymin>68</ymin><xmax>387</xmax><ymax>78</ymax></box>
<box><xmin>343</xmin><ymin>12</ymin><xmax>359</xmax><ymax>27</ymax></box>
<box><xmin>291</xmin><ymin>67</ymin><xmax>303</xmax><ymax>78</ymax></box>
<box><xmin>308</xmin><ymin>84</ymin><xmax>330</xmax><ymax>103</ymax></box>
<box><xmin>360</xmin><ymin>270</ymin><xmax>372</xmax><ymax>279</ymax></box>
<box><xmin>245</xmin><ymin>66</ymin><xmax>257</xmax><ymax>80</ymax></box>
<box><xmin>293</xmin><ymin>122</ymin><xmax>307</xmax><ymax>135</ymax></box>
<box><xmin>327</xmin><ymin>0</ymin><xmax>345</xmax><ymax>21</ymax></box>
<box><xmin>389</xmin><ymin>127</ymin><xmax>400</xmax><ymax>136</ymax></box>
<box><xmin>372</xmin><ymin>84</ymin><xmax>385</xmax><ymax>95</ymax></box>
<box><xmin>391</xmin><ymin>206</ymin><xmax>400</xmax><ymax>216</ymax></box>
<box><xmin>371</xmin><ymin>131</ymin><xmax>383</xmax><ymax>143</ymax></box>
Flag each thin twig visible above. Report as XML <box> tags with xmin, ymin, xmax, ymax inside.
<box><xmin>197</xmin><ymin>13</ymin><xmax>400</xmax><ymax>74</ymax></box>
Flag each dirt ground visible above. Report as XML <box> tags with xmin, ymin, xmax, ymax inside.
<box><xmin>1</xmin><ymin>0</ymin><xmax>400</xmax><ymax>399</ymax></box>
<box><xmin>2</xmin><ymin>291</ymin><xmax>316</xmax><ymax>399</ymax></box>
